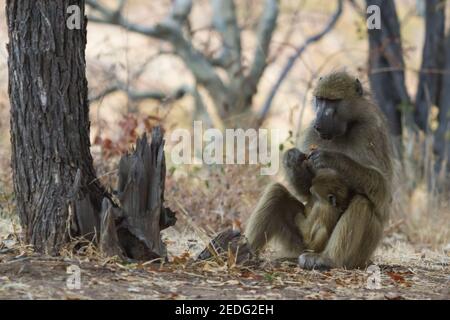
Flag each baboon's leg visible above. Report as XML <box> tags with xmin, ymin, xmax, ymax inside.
<box><xmin>299</xmin><ymin>203</ymin><xmax>336</xmax><ymax>253</ymax></box>
<box><xmin>307</xmin><ymin>224</ymin><xmax>330</xmax><ymax>253</ymax></box>
<box><xmin>299</xmin><ymin>196</ymin><xmax>382</xmax><ymax>270</ymax></box>
<box><xmin>244</xmin><ymin>183</ymin><xmax>306</xmax><ymax>255</ymax></box>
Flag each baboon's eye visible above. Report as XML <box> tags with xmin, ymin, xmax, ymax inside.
<box><xmin>327</xmin><ymin>194</ymin><xmax>337</xmax><ymax>207</ymax></box>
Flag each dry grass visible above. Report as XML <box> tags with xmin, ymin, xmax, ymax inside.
<box><xmin>0</xmin><ymin>225</ymin><xmax>448</xmax><ymax>299</ymax></box>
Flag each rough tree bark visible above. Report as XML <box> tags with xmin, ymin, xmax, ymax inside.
<box><xmin>7</xmin><ymin>0</ymin><xmax>106</xmax><ymax>254</ymax></box>
<box><xmin>7</xmin><ymin>1</ymin><xmax>175</xmax><ymax>258</ymax></box>
<box><xmin>100</xmin><ymin>129</ymin><xmax>176</xmax><ymax>260</ymax></box>
<box><xmin>414</xmin><ymin>0</ymin><xmax>446</xmax><ymax>132</ymax></box>
<box><xmin>366</xmin><ymin>0</ymin><xmax>411</xmax><ymax>151</ymax></box>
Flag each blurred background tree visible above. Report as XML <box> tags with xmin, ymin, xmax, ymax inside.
<box><xmin>87</xmin><ymin>0</ymin><xmax>343</xmax><ymax>127</ymax></box>
<box><xmin>86</xmin><ymin>0</ymin><xmax>450</xmax><ymax>191</ymax></box>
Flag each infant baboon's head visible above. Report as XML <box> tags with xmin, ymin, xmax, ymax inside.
<box><xmin>310</xmin><ymin>168</ymin><xmax>351</xmax><ymax>212</ymax></box>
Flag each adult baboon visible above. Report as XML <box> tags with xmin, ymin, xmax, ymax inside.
<box><xmin>244</xmin><ymin>71</ymin><xmax>393</xmax><ymax>269</ymax></box>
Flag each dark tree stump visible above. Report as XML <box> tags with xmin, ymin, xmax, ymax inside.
<box><xmin>99</xmin><ymin>198</ymin><xmax>124</xmax><ymax>259</ymax></box>
<box><xmin>99</xmin><ymin>127</ymin><xmax>176</xmax><ymax>261</ymax></box>
<box><xmin>197</xmin><ymin>228</ymin><xmax>255</xmax><ymax>265</ymax></box>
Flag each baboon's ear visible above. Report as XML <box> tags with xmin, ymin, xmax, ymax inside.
<box><xmin>355</xmin><ymin>78</ymin><xmax>363</xmax><ymax>96</ymax></box>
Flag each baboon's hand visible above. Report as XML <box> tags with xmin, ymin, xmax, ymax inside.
<box><xmin>283</xmin><ymin>148</ymin><xmax>307</xmax><ymax>168</ymax></box>
<box><xmin>307</xmin><ymin>149</ymin><xmax>342</xmax><ymax>173</ymax></box>
<box><xmin>283</xmin><ymin>148</ymin><xmax>313</xmax><ymax>196</ymax></box>
<box><xmin>298</xmin><ymin>252</ymin><xmax>334</xmax><ymax>270</ymax></box>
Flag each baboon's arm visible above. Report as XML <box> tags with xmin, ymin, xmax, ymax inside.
<box><xmin>283</xmin><ymin>148</ymin><xmax>314</xmax><ymax>198</ymax></box>
<box><xmin>308</xmin><ymin>150</ymin><xmax>387</xmax><ymax>206</ymax></box>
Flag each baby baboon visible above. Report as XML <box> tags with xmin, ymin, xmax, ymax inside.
<box><xmin>244</xmin><ymin>71</ymin><xmax>394</xmax><ymax>269</ymax></box>
<box><xmin>300</xmin><ymin>168</ymin><xmax>352</xmax><ymax>253</ymax></box>
<box><xmin>281</xmin><ymin>148</ymin><xmax>349</xmax><ymax>252</ymax></box>
<box><xmin>310</xmin><ymin>168</ymin><xmax>352</xmax><ymax>213</ymax></box>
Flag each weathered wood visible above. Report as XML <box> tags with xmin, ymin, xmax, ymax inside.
<box><xmin>197</xmin><ymin>228</ymin><xmax>254</xmax><ymax>265</ymax></box>
<box><xmin>101</xmin><ymin>127</ymin><xmax>176</xmax><ymax>260</ymax></box>
<box><xmin>160</xmin><ymin>207</ymin><xmax>177</xmax><ymax>231</ymax></box>
<box><xmin>99</xmin><ymin>198</ymin><xmax>124</xmax><ymax>259</ymax></box>
<box><xmin>7</xmin><ymin>0</ymin><xmax>106</xmax><ymax>254</ymax></box>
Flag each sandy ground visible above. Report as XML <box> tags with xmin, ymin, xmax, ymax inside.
<box><xmin>0</xmin><ymin>220</ymin><xmax>449</xmax><ymax>300</ymax></box>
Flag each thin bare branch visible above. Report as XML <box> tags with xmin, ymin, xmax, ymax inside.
<box><xmin>171</xmin><ymin>0</ymin><xmax>192</xmax><ymax>25</ymax></box>
<box><xmin>267</xmin><ymin>0</ymin><xmax>304</xmax><ymax>64</ymax></box>
<box><xmin>87</xmin><ymin>0</ymin><xmax>229</xmax><ymax>116</ymax></box>
<box><xmin>211</xmin><ymin>0</ymin><xmax>242</xmax><ymax>75</ymax></box>
<box><xmin>247</xmin><ymin>0</ymin><xmax>279</xmax><ymax>87</ymax></box>
<box><xmin>89</xmin><ymin>83</ymin><xmax>190</xmax><ymax>103</ymax></box>
<box><xmin>348</xmin><ymin>0</ymin><xmax>365</xmax><ymax>17</ymax></box>
<box><xmin>117</xmin><ymin>0</ymin><xmax>127</xmax><ymax>13</ymax></box>
<box><xmin>258</xmin><ymin>0</ymin><xmax>343</xmax><ymax>124</ymax></box>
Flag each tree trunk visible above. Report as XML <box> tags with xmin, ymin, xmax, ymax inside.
<box><xmin>366</xmin><ymin>0</ymin><xmax>411</xmax><ymax>154</ymax></box>
<box><xmin>414</xmin><ymin>0</ymin><xmax>446</xmax><ymax>132</ymax></box>
<box><xmin>434</xmin><ymin>30</ymin><xmax>450</xmax><ymax>187</ymax></box>
<box><xmin>7</xmin><ymin>0</ymin><xmax>106</xmax><ymax>254</ymax></box>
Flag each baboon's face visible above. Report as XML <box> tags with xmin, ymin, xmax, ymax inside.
<box><xmin>310</xmin><ymin>184</ymin><xmax>338</xmax><ymax>207</ymax></box>
<box><xmin>311</xmin><ymin>171</ymin><xmax>351</xmax><ymax>211</ymax></box>
<box><xmin>312</xmin><ymin>73</ymin><xmax>364</xmax><ymax>140</ymax></box>
<box><xmin>312</xmin><ymin>97</ymin><xmax>349</xmax><ymax>140</ymax></box>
